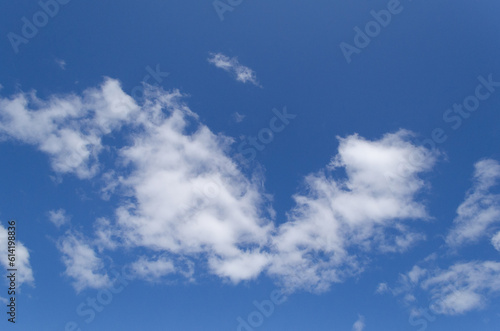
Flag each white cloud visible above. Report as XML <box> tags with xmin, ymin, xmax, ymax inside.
<box><xmin>421</xmin><ymin>261</ymin><xmax>500</xmax><ymax>315</ymax></box>
<box><xmin>0</xmin><ymin>78</ymin><xmax>139</xmax><ymax>179</ymax></box>
<box><xmin>57</xmin><ymin>231</ymin><xmax>110</xmax><ymax>292</ymax></box>
<box><xmin>232</xmin><ymin>112</ymin><xmax>245</xmax><ymax>123</ymax></box>
<box><xmin>446</xmin><ymin>159</ymin><xmax>500</xmax><ymax>247</ymax></box>
<box><xmin>0</xmin><ymin>223</ymin><xmax>34</xmax><ymax>286</ymax></box>
<box><xmin>91</xmin><ymin>85</ymin><xmax>274</xmax><ymax>284</ymax></box>
<box><xmin>376</xmin><ymin>282</ymin><xmax>389</xmax><ymax>294</ymax></box>
<box><xmin>407</xmin><ymin>265</ymin><xmax>427</xmax><ymax>283</ymax></box>
<box><xmin>93</xmin><ymin>217</ymin><xmax>119</xmax><ymax>252</ymax></box>
<box><xmin>208</xmin><ymin>53</ymin><xmax>261</xmax><ymax>87</ymax></box>
<box><xmin>130</xmin><ymin>256</ymin><xmax>175</xmax><ymax>281</ymax></box>
<box><xmin>389</xmin><ymin>260</ymin><xmax>500</xmax><ymax>316</ymax></box>
<box><xmin>268</xmin><ymin>130</ymin><xmax>437</xmax><ymax>292</ymax></box>
<box><xmin>0</xmin><ymin>79</ymin><xmax>273</xmax><ymax>289</ymax></box>
<box><xmin>48</xmin><ymin>209</ymin><xmax>70</xmax><ymax>227</ymax></box>
<box><xmin>352</xmin><ymin>315</ymin><xmax>365</xmax><ymax>331</ymax></box>
<box><xmin>0</xmin><ymin>79</ymin><xmax>443</xmax><ymax>293</ymax></box>
<box><xmin>492</xmin><ymin>231</ymin><xmax>500</xmax><ymax>251</ymax></box>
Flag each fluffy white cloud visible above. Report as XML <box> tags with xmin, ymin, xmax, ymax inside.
<box><xmin>0</xmin><ymin>79</ymin><xmax>442</xmax><ymax>293</ymax></box>
<box><xmin>92</xmin><ymin>85</ymin><xmax>274</xmax><ymax>284</ymax></box>
<box><xmin>48</xmin><ymin>209</ymin><xmax>70</xmax><ymax>227</ymax></box>
<box><xmin>57</xmin><ymin>231</ymin><xmax>110</xmax><ymax>292</ymax></box>
<box><xmin>352</xmin><ymin>315</ymin><xmax>365</xmax><ymax>331</ymax></box>
<box><xmin>0</xmin><ymin>78</ymin><xmax>139</xmax><ymax>178</ymax></box>
<box><xmin>268</xmin><ymin>130</ymin><xmax>437</xmax><ymax>292</ymax></box>
<box><xmin>0</xmin><ymin>79</ymin><xmax>273</xmax><ymax>288</ymax></box>
<box><xmin>446</xmin><ymin>159</ymin><xmax>500</xmax><ymax>247</ymax></box>
<box><xmin>0</xmin><ymin>223</ymin><xmax>34</xmax><ymax>286</ymax></box>
<box><xmin>208</xmin><ymin>53</ymin><xmax>261</xmax><ymax>87</ymax></box>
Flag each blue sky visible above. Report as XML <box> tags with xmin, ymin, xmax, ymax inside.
<box><xmin>1</xmin><ymin>0</ymin><xmax>500</xmax><ymax>330</ymax></box>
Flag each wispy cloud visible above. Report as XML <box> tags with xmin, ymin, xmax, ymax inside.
<box><xmin>232</xmin><ymin>111</ymin><xmax>246</xmax><ymax>123</ymax></box>
<box><xmin>427</xmin><ymin>262</ymin><xmax>500</xmax><ymax>315</ymax></box>
<box><xmin>382</xmin><ymin>158</ymin><xmax>500</xmax><ymax>316</ymax></box>
<box><xmin>129</xmin><ymin>256</ymin><xmax>176</xmax><ymax>281</ymax></box>
<box><xmin>55</xmin><ymin>58</ymin><xmax>67</xmax><ymax>70</ymax></box>
<box><xmin>208</xmin><ymin>53</ymin><xmax>261</xmax><ymax>87</ymax></box>
<box><xmin>492</xmin><ymin>231</ymin><xmax>500</xmax><ymax>251</ymax></box>
<box><xmin>48</xmin><ymin>209</ymin><xmax>70</xmax><ymax>228</ymax></box>
<box><xmin>420</xmin><ymin>261</ymin><xmax>500</xmax><ymax>315</ymax></box>
<box><xmin>446</xmin><ymin>159</ymin><xmax>500</xmax><ymax>247</ymax></box>
<box><xmin>352</xmin><ymin>315</ymin><xmax>365</xmax><ymax>331</ymax></box>
<box><xmin>386</xmin><ymin>257</ymin><xmax>500</xmax><ymax>316</ymax></box>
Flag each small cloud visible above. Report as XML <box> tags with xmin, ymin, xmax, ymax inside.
<box><xmin>352</xmin><ymin>315</ymin><xmax>365</xmax><ymax>331</ymax></box>
<box><xmin>404</xmin><ymin>293</ymin><xmax>417</xmax><ymax>303</ymax></box>
<box><xmin>57</xmin><ymin>231</ymin><xmax>110</xmax><ymax>293</ymax></box>
<box><xmin>0</xmin><ymin>224</ymin><xmax>34</xmax><ymax>286</ymax></box>
<box><xmin>407</xmin><ymin>265</ymin><xmax>427</xmax><ymax>284</ymax></box>
<box><xmin>492</xmin><ymin>231</ymin><xmax>500</xmax><ymax>252</ymax></box>
<box><xmin>48</xmin><ymin>209</ymin><xmax>70</xmax><ymax>228</ymax></box>
<box><xmin>55</xmin><ymin>58</ymin><xmax>67</xmax><ymax>70</ymax></box>
<box><xmin>232</xmin><ymin>112</ymin><xmax>246</xmax><ymax>123</ymax></box>
<box><xmin>208</xmin><ymin>52</ymin><xmax>261</xmax><ymax>87</ymax></box>
<box><xmin>129</xmin><ymin>256</ymin><xmax>176</xmax><ymax>281</ymax></box>
<box><xmin>376</xmin><ymin>282</ymin><xmax>389</xmax><ymax>294</ymax></box>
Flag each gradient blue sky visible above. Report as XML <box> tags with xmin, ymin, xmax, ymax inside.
<box><xmin>1</xmin><ymin>0</ymin><xmax>500</xmax><ymax>330</ymax></box>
